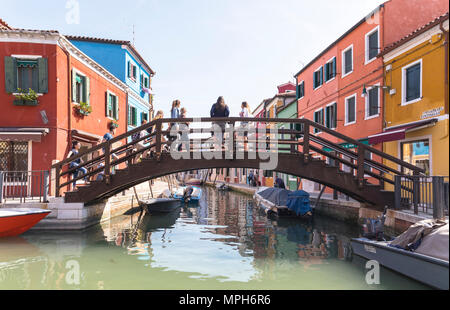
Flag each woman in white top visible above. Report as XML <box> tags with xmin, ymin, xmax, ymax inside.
<box><xmin>239</xmin><ymin>101</ymin><xmax>252</xmax><ymax>151</ymax></box>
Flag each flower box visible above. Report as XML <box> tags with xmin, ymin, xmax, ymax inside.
<box><xmin>13</xmin><ymin>99</ymin><xmax>38</xmax><ymax>106</ymax></box>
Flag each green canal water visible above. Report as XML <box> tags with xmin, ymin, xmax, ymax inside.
<box><xmin>0</xmin><ymin>187</ymin><xmax>429</xmax><ymax>290</ymax></box>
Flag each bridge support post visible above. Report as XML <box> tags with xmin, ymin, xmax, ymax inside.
<box><xmin>155</xmin><ymin>120</ymin><xmax>162</xmax><ymax>161</ymax></box>
<box><xmin>303</xmin><ymin>123</ymin><xmax>310</xmax><ymax>163</ymax></box>
<box><xmin>357</xmin><ymin>145</ymin><xmax>365</xmax><ymax>188</ymax></box>
<box><xmin>412</xmin><ymin>171</ymin><xmax>420</xmax><ymax>214</ymax></box>
<box><xmin>394</xmin><ymin>175</ymin><xmax>402</xmax><ymax>210</ymax></box>
<box><xmin>105</xmin><ymin>142</ymin><xmax>111</xmax><ymax>185</ymax></box>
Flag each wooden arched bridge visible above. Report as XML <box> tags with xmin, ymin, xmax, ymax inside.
<box><xmin>52</xmin><ymin>117</ymin><xmax>424</xmax><ymax>209</ymax></box>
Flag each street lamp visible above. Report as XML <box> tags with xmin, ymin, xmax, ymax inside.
<box><xmin>361</xmin><ymin>84</ymin><xmax>391</xmax><ymax>97</ymax></box>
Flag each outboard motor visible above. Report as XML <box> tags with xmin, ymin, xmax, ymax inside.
<box><xmin>362</xmin><ymin>206</ymin><xmax>388</xmax><ymax>241</ymax></box>
<box><xmin>183</xmin><ymin>186</ymin><xmax>194</xmax><ymax>203</ymax></box>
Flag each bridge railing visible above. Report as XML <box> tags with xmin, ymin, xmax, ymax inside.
<box><xmin>51</xmin><ymin>117</ymin><xmax>425</xmax><ymax>197</ymax></box>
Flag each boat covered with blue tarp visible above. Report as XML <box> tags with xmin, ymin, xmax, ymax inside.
<box><xmin>254</xmin><ymin>187</ymin><xmax>312</xmax><ymax>218</ymax></box>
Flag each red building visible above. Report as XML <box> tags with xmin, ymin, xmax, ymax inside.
<box><xmin>294</xmin><ymin>0</ymin><xmax>448</xmax><ymax>193</ymax></box>
<box><xmin>0</xmin><ymin>27</ymin><xmax>128</xmax><ymax>194</ymax></box>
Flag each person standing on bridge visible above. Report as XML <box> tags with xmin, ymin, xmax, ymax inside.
<box><xmin>239</xmin><ymin>101</ymin><xmax>252</xmax><ymax>152</ymax></box>
<box><xmin>178</xmin><ymin>107</ymin><xmax>189</xmax><ymax>152</ymax></box>
<box><xmin>274</xmin><ymin>175</ymin><xmax>286</xmax><ymax>189</ymax></box>
<box><xmin>169</xmin><ymin>100</ymin><xmax>181</xmax><ymax>142</ymax></box>
<box><xmin>102</xmin><ymin>125</ymin><xmax>119</xmax><ymax>173</ymax></box>
<box><xmin>210</xmin><ymin>96</ymin><xmax>230</xmax><ymax>149</ymax></box>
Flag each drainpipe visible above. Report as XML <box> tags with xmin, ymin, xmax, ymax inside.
<box><xmin>439</xmin><ymin>21</ymin><xmax>449</xmax><ymax>116</ymax></box>
<box><xmin>59</xmin><ymin>39</ymin><xmax>72</xmax><ymax>151</ymax></box>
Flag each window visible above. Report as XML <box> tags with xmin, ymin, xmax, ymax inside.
<box><xmin>342</xmin><ymin>45</ymin><xmax>353</xmax><ymax>77</ymax></box>
<box><xmin>325</xmin><ymin>102</ymin><xmax>337</xmax><ymax>129</ymax></box>
<box><xmin>72</xmin><ymin>69</ymin><xmax>90</xmax><ymax>105</ymax></box>
<box><xmin>314</xmin><ymin>109</ymin><xmax>324</xmax><ymax>133</ymax></box>
<box><xmin>297</xmin><ymin>81</ymin><xmax>305</xmax><ymax>99</ymax></box>
<box><xmin>365</xmin><ymin>85</ymin><xmax>379</xmax><ymax>119</ymax></box>
<box><xmin>141</xmin><ymin>112</ymin><xmax>148</xmax><ymax>122</ymax></box>
<box><xmin>4</xmin><ymin>56</ymin><xmax>48</xmax><ymax>94</ymax></box>
<box><xmin>401</xmin><ymin>139</ymin><xmax>430</xmax><ymax>175</ymax></box>
<box><xmin>106</xmin><ymin>91</ymin><xmax>119</xmax><ymax>120</ymax></box>
<box><xmin>128</xmin><ymin>61</ymin><xmax>137</xmax><ymax>81</ymax></box>
<box><xmin>324</xmin><ymin>57</ymin><xmax>336</xmax><ymax>82</ymax></box>
<box><xmin>365</xmin><ymin>27</ymin><xmax>379</xmax><ymax>63</ymax></box>
<box><xmin>345</xmin><ymin>94</ymin><xmax>356</xmax><ymax>125</ymax></box>
<box><xmin>402</xmin><ymin>59</ymin><xmax>422</xmax><ymax>105</ymax></box>
<box><xmin>313</xmin><ymin>67</ymin><xmax>323</xmax><ymax>89</ymax></box>
<box><xmin>144</xmin><ymin>77</ymin><xmax>149</xmax><ymax>88</ymax></box>
<box><xmin>0</xmin><ymin>141</ymin><xmax>29</xmax><ymax>171</ymax></box>
<box><xmin>128</xmin><ymin>105</ymin><xmax>138</xmax><ymax>126</ymax></box>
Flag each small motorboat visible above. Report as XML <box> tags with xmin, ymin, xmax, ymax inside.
<box><xmin>173</xmin><ymin>186</ymin><xmax>202</xmax><ymax>203</ymax></box>
<box><xmin>254</xmin><ymin>187</ymin><xmax>313</xmax><ymax>218</ymax></box>
<box><xmin>185</xmin><ymin>178</ymin><xmax>202</xmax><ymax>185</ymax></box>
<box><xmin>351</xmin><ymin>212</ymin><xmax>449</xmax><ymax>290</ymax></box>
<box><xmin>216</xmin><ymin>183</ymin><xmax>230</xmax><ymax>191</ymax></box>
<box><xmin>0</xmin><ymin>208</ymin><xmax>51</xmax><ymax>238</ymax></box>
<box><xmin>142</xmin><ymin>198</ymin><xmax>182</xmax><ymax>214</ymax></box>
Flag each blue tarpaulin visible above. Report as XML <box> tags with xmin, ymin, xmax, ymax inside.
<box><xmin>258</xmin><ymin>188</ymin><xmax>312</xmax><ymax>216</ymax></box>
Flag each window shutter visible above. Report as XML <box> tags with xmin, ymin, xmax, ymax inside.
<box><xmin>37</xmin><ymin>57</ymin><xmax>48</xmax><ymax>93</ymax></box>
<box><xmin>324</xmin><ymin>63</ymin><xmax>329</xmax><ymax>81</ymax></box>
<box><xmin>127</xmin><ymin>62</ymin><xmax>131</xmax><ymax>78</ymax></box>
<box><xmin>133</xmin><ymin>108</ymin><xmax>137</xmax><ymax>125</ymax></box>
<box><xmin>320</xmin><ymin>67</ymin><xmax>323</xmax><ymax>85</ymax></box>
<box><xmin>313</xmin><ymin>72</ymin><xmax>316</xmax><ymax>88</ymax></box>
<box><xmin>115</xmin><ymin>97</ymin><xmax>119</xmax><ymax>120</ymax></box>
<box><xmin>106</xmin><ymin>92</ymin><xmax>110</xmax><ymax>117</ymax></box>
<box><xmin>4</xmin><ymin>56</ymin><xmax>17</xmax><ymax>93</ymax></box>
<box><xmin>128</xmin><ymin>106</ymin><xmax>131</xmax><ymax>125</ymax></box>
<box><xmin>71</xmin><ymin>69</ymin><xmax>77</xmax><ymax>102</ymax></box>
<box><xmin>332</xmin><ymin>58</ymin><xmax>336</xmax><ymax>78</ymax></box>
<box><xmin>85</xmin><ymin>76</ymin><xmax>90</xmax><ymax>105</ymax></box>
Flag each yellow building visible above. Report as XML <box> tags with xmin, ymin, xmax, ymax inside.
<box><xmin>369</xmin><ymin>14</ymin><xmax>449</xmax><ymax>181</ymax></box>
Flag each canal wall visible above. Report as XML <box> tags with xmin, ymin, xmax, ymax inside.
<box><xmin>205</xmin><ymin>181</ymin><xmax>436</xmax><ymax>235</ymax></box>
<box><xmin>1</xmin><ymin>180</ymin><xmax>172</xmax><ymax>230</ymax></box>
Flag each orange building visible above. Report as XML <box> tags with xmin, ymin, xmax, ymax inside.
<box><xmin>0</xmin><ymin>28</ymin><xmax>128</xmax><ymax>193</ymax></box>
<box><xmin>294</xmin><ymin>0</ymin><xmax>448</xmax><ymax>193</ymax></box>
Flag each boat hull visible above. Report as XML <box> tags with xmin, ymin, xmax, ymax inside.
<box><xmin>0</xmin><ymin>209</ymin><xmax>51</xmax><ymax>237</ymax></box>
<box><xmin>143</xmin><ymin>198</ymin><xmax>181</xmax><ymax>213</ymax></box>
<box><xmin>351</xmin><ymin>237</ymin><xmax>449</xmax><ymax>290</ymax></box>
<box><xmin>254</xmin><ymin>190</ymin><xmax>312</xmax><ymax>219</ymax></box>
<box><xmin>173</xmin><ymin>186</ymin><xmax>202</xmax><ymax>201</ymax></box>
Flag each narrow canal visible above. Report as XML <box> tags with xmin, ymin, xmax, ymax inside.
<box><xmin>0</xmin><ymin>187</ymin><xmax>429</xmax><ymax>290</ymax></box>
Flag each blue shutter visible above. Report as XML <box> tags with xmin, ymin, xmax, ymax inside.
<box><xmin>332</xmin><ymin>58</ymin><xmax>336</xmax><ymax>78</ymax></box>
<box><xmin>313</xmin><ymin>72</ymin><xmax>316</xmax><ymax>89</ymax></box>
<box><xmin>324</xmin><ymin>64</ymin><xmax>329</xmax><ymax>81</ymax></box>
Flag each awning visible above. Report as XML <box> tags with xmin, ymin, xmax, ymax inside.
<box><xmin>71</xmin><ymin>129</ymin><xmax>102</xmax><ymax>144</ymax></box>
<box><xmin>368</xmin><ymin>118</ymin><xmax>438</xmax><ymax>145</ymax></box>
<box><xmin>0</xmin><ymin>127</ymin><xmax>49</xmax><ymax>142</ymax></box>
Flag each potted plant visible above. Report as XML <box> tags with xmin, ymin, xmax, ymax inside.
<box><xmin>11</xmin><ymin>88</ymin><xmax>39</xmax><ymax>106</ymax></box>
<box><xmin>75</xmin><ymin>101</ymin><xmax>92</xmax><ymax>116</ymax></box>
<box><xmin>110</xmin><ymin>119</ymin><xmax>119</xmax><ymax>128</ymax></box>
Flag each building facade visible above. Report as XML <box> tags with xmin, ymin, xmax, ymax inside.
<box><xmin>294</xmin><ymin>0</ymin><xmax>448</xmax><ymax>193</ymax></box>
<box><xmin>66</xmin><ymin>36</ymin><xmax>155</xmax><ymax>137</ymax></box>
<box><xmin>372</xmin><ymin>14</ymin><xmax>449</xmax><ymax>183</ymax></box>
<box><xmin>0</xmin><ymin>28</ymin><xmax>128</xmax><ymax>193</ymax></box>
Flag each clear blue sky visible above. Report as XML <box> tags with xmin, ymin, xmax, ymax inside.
<box><xmin>1</xmin><ymin>0</ymin><xmax>384</xmax><ymax>118</ymax></box>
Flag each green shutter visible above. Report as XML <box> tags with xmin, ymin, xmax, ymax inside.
<box><xmin>133</xmin><ymin>107</ymin><xmax>137</xmax><ymax>125</ymax></box>
<box><xmin>313</xmin><ymin>72</ymin><xmax>316</xmax><ymax>88</ymax></box>
<box><xmin>127</xmin><ymin>62</ymin><xmax>131</xmax><ymax>78</ymax></box>
<box><xmin>320</xmin><ymin>67</ymin><xmax>323</xmax><ymax>85</ymax></box>
<box><xmin>37</xmin><ymin>58</ymin><xmax>48</xmax><ymax>93</ymax></box>
<box><xmin>332</xmin><ymin>58</ymin><xmax>336</xmax><ymax>78</ymax></box>
<box><xmin>324</xmin><ymin>64</ymin><xmax>329</xmax><ymax>81</ymax></box>
<box><xmin>128</xmin><ymin>106</ymin><xmax>131</xmax><ymax>125</ymax></box>
<box><xmin>106</xmin><ymin>92</ymin><xmax>110</xmax><ymax>117</ymax></box>
<box><xmin>4</xmin><ymin>56</ymin><xmax>17</xmax><ymax>93</ymax></box>
<box><xmin>114</xmin><ymin>96</ymin><xmax>119</xmax><ymax>120</ymax></box>
<box><xmin>71</xmin><ymin>70</ymin><xmax>77</xmax><ymax>102</ymax></box>
<box><xmin>85</xmin><ymin>76</ymin><xmax>90</xmax><ymax>105</ymax></box>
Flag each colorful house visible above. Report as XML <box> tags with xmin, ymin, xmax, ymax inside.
<box><xmin>276</xmin><ymin>97</ymin><xmax>298</xmax><ymax>190</ymax></box>
<box><xmin>66</xmin><ymin>36</ymin><xmax>155</xmax><ymax>137</ymax></box>
<box><xmin>293</xmin><ymin>0</ymin><xmax>449</xmax><ymax>193</ymax></box>
<box><xmin>372</xmin><ymin>13</ymin><xmax>449</xmax><ymax>180</ymax></box>
<box><xmin>0</xmin><ymin>27</ymin><xmax>128</xmax><ymax>194</ymax></box>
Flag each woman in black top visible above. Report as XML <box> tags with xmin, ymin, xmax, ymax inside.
<box><xmin>210</xmin><ymin>96</ymin><xmax>230</xmax><ymax>147</ymax></box>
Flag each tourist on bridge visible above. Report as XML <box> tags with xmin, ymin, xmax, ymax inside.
<box><xmin>210</xmin><ymin>96</ymin><xmax>230</xmax><ymax>148</ymax></box>
<box><xmin>248</xmin><ymin>170</ymin><xmax>254</xmax><ymax>186</ymax></box>
<box><xmin>132</xmin><ymin>119</ymin><xmax>151</xmax><ymax>163</ymax></box>
<box><xmin>67</xmin><ymin>140</ymin><xmax>88</xmax><ymax>189</ymax></box>
<box><xmin>168</xmin><ymin>100</ymin><xmax>181</xmax><ymax>142</ymax></box>
<box><xmin>178</xmin><ymin>107</ymin><xmax>189</xmax><ymax>151</ymax></box>
<box><xmin>102</xmin><ymin>125</ymin><xmax>120</xmax><ymax>172</ymax></box>
<box><xmin>239</xmin><ymin>101</ymin><xmax>252</xmax><ymax>151</ymax></box>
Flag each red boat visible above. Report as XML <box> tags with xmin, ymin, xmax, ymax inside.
<box><xmin>0</xmin><ymin>208</ymin><xmax>51</xmax><ymax>238</ymax></box>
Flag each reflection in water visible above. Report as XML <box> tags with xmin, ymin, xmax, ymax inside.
<box><xmin>0</xmin><ymin>187</ymin><xmax>430</xmax><ymax>290</ymax></box>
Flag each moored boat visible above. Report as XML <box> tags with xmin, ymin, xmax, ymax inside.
<box><xmin>185</xmin><ymin>178</ymin><xmax>202</xmax><ymax>185</ymax></box>
<box><xmin>351</xmin><ymin>219</ymin><xmax>449</xmax><ymax>290</ymax></box>
<box><xmin>0</xmin><ymin>208</ymin><xmax>51</xmax><ymax>238</ymax></box>
<box><xmin>142</xmin><ymin>198</ymin><xmax>182</xmax><ymax>213</ymax></box>
<box><xmin>254</xmin><ymin>187</ymin><xmax>313</xmax><ymax>218</ymax></box>
<box><xmin>173</xmin><ymin>186</ymin><xmax>202</xmax><ymax>203</ymax></box>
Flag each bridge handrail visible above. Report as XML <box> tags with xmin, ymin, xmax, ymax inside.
<box><xmin>52</xmin><ymin>117</ymin><xmax>425</xmax><ymax>197</ymax></box>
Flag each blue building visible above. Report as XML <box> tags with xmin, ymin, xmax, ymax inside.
<box><xmin>66</xmin><ymin>36</ymin><xmax>155</xmax><ymax>135</ymax></box>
